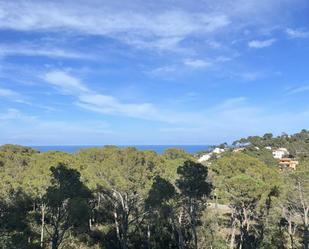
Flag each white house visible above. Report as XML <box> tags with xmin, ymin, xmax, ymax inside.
<box><xmin>233</xmin><ymin>147</ymin><xmax>245</xmax><ymax>153</ymax></box>
<box><xmin>212</xmin><ymin>148</ymin><xmax>225</xmax><ymax>154</ymax></box>
<box><xmin>198</xmin><ymin>154</ymin><xmax>212</xmax><ymax>163</ymax></box>
<box><xmin>272</xmin><ymin>148</ymin><xmax>289</xmax><ymax>159</ymax></box>
<box><xmin>198</xmin><ymin>147</ymin><xmax>226</xmax><ymax>162</ymax></box>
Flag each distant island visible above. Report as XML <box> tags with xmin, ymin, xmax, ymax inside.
<box><xmin>0</xmin><ymin>130</ymin><xmax>309</xmax><ymax>249</ymax></box>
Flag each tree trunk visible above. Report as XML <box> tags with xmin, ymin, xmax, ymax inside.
<box><xmin>89</xmin><ymin>217</ymin><xmax>92</xmax><ymax>230</ymax></box>
<box><xmin>239</xmin><ymin>219</ymin><xmax>246</xmax><ymax>249</ymax></box>
<box><xmin>304</xmin><ymin>208</ymin><xmax>308</xmax><ymax>249</ymax></box>
<box><xmin>288</xmin><ymin>217</ymin><xmax>295</xmax><ymax>249</ymax></box>
<box><xmin>114</xmin><ymin>208</ymin><xmax>121</xmax><ymax>244</ymax></box>
<box><xmin>52</xmin><ymin>236</ymin><xmax>58</xmax><ymax>249</ymax></box>
<box><xmin>190</xmin><ymin>200</ymin><xmax>198</xmax><ymax>249</ymax></box>
<box><xmin>147</xmin><ymin>224</ymin><xmax>151</xmax><ymax>249</ymax></box>
<box><xmin>240</xmin><ymin>207</ymin><xmax>250</xmax><ymax>248</ymax></box>
<box><xmin>289</xmin><ymin>234</ymin><xmax>294</xmax><ymax>249</ymax></box>
<box><xmin>121</xmin><ymin>210</ymin><xmax>129</xmax><ymax>249</ymax></box>
<box><xmin>113</xmin><ymin>190</ymin><xmax>129</xmax><ymax>249</ymax></box>
<box><xmin>177</xmin><ymin>210</ymin><xmax>185</xmax><ymax>249</ymax></box>
<box><xmin>239</xmin><ymin>230</ymin><xmax>244</xmax><ymax>249</ymax></box>
<box><xmin>298</xmin><ymin>181</ymin><xmax>309</xmax><ymax>249</ymax></box>
<box><xmin>192</xmin><ymin>223</ymin><xmax>198</xmax><ymax>249</ymax></box>
<box><xmin>40</xmin><ymin>204</ymin><xmax>46</xmax><ymax>248</ymax></box>
<box><xmin>229</xmin><ymin>217</ymin><xmax>237</xmax><ymax>249</ymax></box>
<box><xmin>243</xmin><ymin>207</ymin><xmax>250</xmax><ymax>232</ymax></box>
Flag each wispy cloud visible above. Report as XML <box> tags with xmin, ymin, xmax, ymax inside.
<box><xmin>215</xmin><ymin>97</ymin><xmax>247</xmax><ymax>110</ymax></box>
<box><xmin>0</xmin><ymin>2</ymin><xmax>230</xmax><ymax>52</ymax></box>
<box><xmin>149</xmin><ymin>66</ymin><xmax>177</xmax><ymax>75</ymax></box>
<box><xmin>286</xmin><ymin>28</ymin><xmax>309</xmax><ymax>38</ymax></box>
<box><xmin>0</xmin><ymin>88</ymin><xmax>20</xmax><ymax>98</ymax></box>
<box><xmin>45</xmin><ymin>70</ymin><xmax>256</xmax><ymax>125</ymax></box>
<box><xmin>0</xmin><ymin>108</ymin><xmax>111</xmax><ymax>145</ymax></box>
<box><xmin>0</xmin><ymin>0</ymin><xmax>308</xmax><ymax>145</ymax></box>
<box><xmin>0</xmin><ymin>87</ymin><xmax>27</xmax><ymax>103</ymax></box>
<box><xmin>248</xmin><ymin>38</ymin><xmax>276</xmax><ymax>48</ymax></box>
<box><xmin>0</xmin><ymin>43</ymin><xmax>92</xmax><ymax>59</ymax></box>
<box><xmin>2</xmin><ymin>93</ymin><xmax>309</xmax><ymax>145</ymax></box>
<box><xmin>44</xmin><ymin>71</ymin><xmax>90</xmax><ymax>94</ymax></box>
<box><xmin>0</xmin><ymin>108</ymin><xmax>26</xmax><ymax>121</ymax></box>
<box><xmin>288</xmin><ymin>85</ymin><xmax>309</xmax><ymax>94</ymax></box>
<box><xmin>183</xmin><ymin>59</ymin><xmax>212</xmax><ymax>69</ymax></box>
<box><xmin>44</xmin><ymin>70</ymin><xmax>172</xmax><ymax>122</ymax></box>
<box><xmin>229</xmin><ymin>71</ymin><xmax>263</xmax><ymax>82</ymax></box>
<box><xmin>0</xmin><ymin>0</ymin><xmax>299</xmax><ymax>54</ymax></box>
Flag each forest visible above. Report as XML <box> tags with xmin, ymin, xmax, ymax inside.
<box><xmin>0</xmin><ymin>130</ymin><xmax>309</xmax><ymax>249</ymax></box>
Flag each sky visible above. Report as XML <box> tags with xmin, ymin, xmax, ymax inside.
<box><xmin>0</xmin><ymin>0</ymin><xmax>309</xmax><ymax>145</ymax></box>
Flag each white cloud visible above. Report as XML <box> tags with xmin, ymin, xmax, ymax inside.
<box><xmin>0</xmin><ymin>88</ymin><xmax>27</xmax><ymax>103</ymax></box>
<box><xmin>248</xmin><ymin>38</ymin><xmax>276</xmax><ymax>48</ymax></box>
<box><xmin>0</xmin><ymin>0</ymin><xmax>302</xmax><ymax>65</ymax></box>
<box><xmin>44</xmin><ymin>70</ymin><xmax>170</xmax><ymax>122</ymax></box>
<box><xmin>225</xmin><ymin>71</ymin><xmax>263</xmax><ymax>82</ymax></box>
<box><xmin>149</xmin><ymin>56</ymin><xmax>228</xmax><ymax>77</ymax></box>
<box><xmin>183</xmin><ymin>59</ymin><xmax>212</xmax><ymax>68</ymax></box>
<box><xmin>76</xmin><ymin>95</ymin><xmax>158</xmax><ymax>118</ymax></box>
<box><xmin>0</xmin><ymin>2</ymin><xmax>230</xmax><ymax>51</ymax></box>
<box><xmin>242</xmin><ymin>72</ymin><xmax>260</xmax><ymax>81</ymax></box>
<box><xmin>288</xmin><ymin>85</ymin><xmax>309</xmax><ymax>94</ymax></box>
<box><xmin>0</xmin><ymin>108</ymin><xmax>112</xmax><ymax>145</ymax></box>
<box><xmin>0</xmin><ymin>88</ymin><xmax>19</xmax><ymax>98</ymax></box>
<box><xmin>215</xmin><ymin>56</ymin><xmax>232</xmax><ymax>62</ymax></box>
<box><xmin>44</xmin><ymin>70</ymin><xmax>236</xmax><ymax>124</ymax></box>
<box><xmin>286</xmin><ymin>28</ymin><xmax>309</xmax><ymax>38</ymax></box>
<box><xmin>44</xmin><ymin>71</ymin><xmax>308</xmax><ymax>143</ymax></box>
<box><xmin>123</xmin><ymin>36</ymin><xmax>186</xmax><ymax>52</ymax></box>
<box><xmin>0</xmin><ymin>0</ymin><xmax>307</xmax><ymax>145</ymax></box>
<box><xmin>2</xmin><ymin>95</ymin><xmax>309</xmax><ymax>145</ymax></box>
<box><xmin>44</xmin><ymin>71</ymin><xmax>90</xmax><ymax>94</ymax></box>
<box><xmin>0</xmin><ymin>108</ymin><xmax>25</xmax><ymax>121</ymax></box>
<box><xmin>149</xmin><ymin>66</ymin><xmax>177</xmax><ymax>75</ymax></box>
<box><xmin>215</xmin><ymin>97</ymin><xmax>247</xmax><ymax>110</ymax></box>
<box><xmin>0</xmin><ymin>0</ymin><xmax>299</xmax><ymax>54</ymax></box>
<box><xmin>0</xmin><ymin>43</ymin><xmax>91</xmax><ymax>59</ymax></box>
<box><xmin>186</xmin><ymin>56</ymin><xmax>232</xmax><ymax>68</ymax></box>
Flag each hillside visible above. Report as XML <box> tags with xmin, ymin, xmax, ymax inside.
<box><xmin>0</xmin><ymin>131</ymin><xmax>308</xmax><ymax>249</ymax></box>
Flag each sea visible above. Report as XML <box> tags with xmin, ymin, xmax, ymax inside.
<box><xmin>32</xmin><ymin>145</ymin><xmax>210</xmax><ymax>154</ymax></box>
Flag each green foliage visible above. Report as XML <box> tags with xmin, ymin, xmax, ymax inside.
<box><xmin>198</xmin><ymin>213</ymin><xmax>228</xmax><ymax>249</ymax></box>
<box><xmin>162</xmin><ymin>148</ymin><xmax>192</xmax><ymax>161</ymax></box>
<box><xmin>0</xmin><ymin>145</ymin><xmax>39</xmax><ymax>196</ymax></box>
<box><xmin>145</xmin><ymin>176</ymin><xmax>176</xmax><ymax>210</ymax></box>
<box><xmin>243</xmin><ymin>146</ymin><xmax>278</xmax><ymax>167</ymax></box>
<box><xmin>176</xmin><ymin>160</ymin><xmax>212</xmax><ymax>199</ymax></box>
<box><xmin>234</xmin><ymin>129</ymin><xmax>309</xmax><ymax>160</ymax></box>
<box><xmin>0</xmin><ymin>191</ymin><xmax>39</xmax><ymax>249</ymax></box>
<box><xmin>44</xmin><ymin>164</ymin><xmax>92</xmax><ymax>249</ymax></box>
<box><xmin>0</xmin><ymin>134</ymin><xmax>308</xmax><ymax>249</ymax></box>
<box><xmin>226</xmin><ymin>174</ymin><xmax>266</xmax><ymax>206</ymax></box>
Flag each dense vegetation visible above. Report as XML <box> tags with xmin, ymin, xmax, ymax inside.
<box><xmin>0</xmin><ymin>130</ymin><xmax>309</xmax><ymax>249</ymax></box>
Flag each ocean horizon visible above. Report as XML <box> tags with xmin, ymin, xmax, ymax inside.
<box><xmin>32</xmin><ymin>145</ymin><xmax>210</xmax><ymax>154</ymax></box>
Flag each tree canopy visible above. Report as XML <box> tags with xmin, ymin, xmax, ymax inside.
<box><xmin>0</xmin><ymin>132</ymin><xmax>308</xmax><ymax>249</ymax></box>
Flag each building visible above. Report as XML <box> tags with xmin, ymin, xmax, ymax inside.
<box><xmin>233</xmin><ymin>147</ymin><xmax>245</xmax><ymax>153</ymax></box>
<box><xmin>212</xmin><ymin>148</ymin><xmax>225</xmax><ymax>154</ymax></box>
<box><xmin>272</xmin><ymin>148</ymin><xmax>289</xmax><ymax>159</ymax></box>
<box><xmin>279</xmin><ymin>158</ymin><xmax>299</xmax><ymax>170</ymax></box>
<box><xmin>198</xmin><ymin>154</ymin><xmax>212</xmax><ymax>163</ymax></box>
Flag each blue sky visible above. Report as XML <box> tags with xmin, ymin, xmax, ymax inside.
<box><xmin>0</xmin><ymin>0</ymin><xmax>309</xmax><ymax>145</ymax></box>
